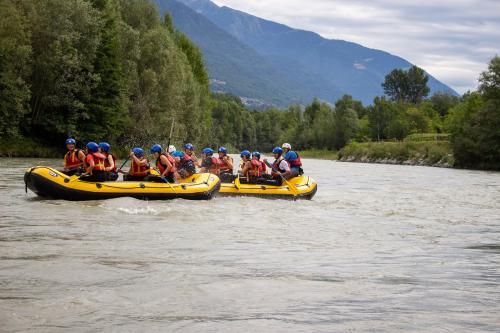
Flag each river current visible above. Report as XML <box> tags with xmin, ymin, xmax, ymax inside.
<box><xmin>1</xmin><ymin>157</ymin><xmax>499</xmax><ymax>332</ymax></box>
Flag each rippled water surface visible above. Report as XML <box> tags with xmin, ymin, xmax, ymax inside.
<box><xmin>1</xmin><ymin>158</ymin><xmax>500</xmax><ymax>332</ymax></box>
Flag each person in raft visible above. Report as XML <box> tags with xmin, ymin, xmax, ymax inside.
<box><xmin>199</xmin><ymin>148</ymin><xmax>221</xmax><ymax>175</ymax></box>
<box><xmin>282</xmin><ymin>143</ymin><xmax>303</xmax><ymax>177</ymax></box>
<box><xmin>80</xmin><ymin>142</ymin><xmax>107</xmax><ymax>182</ymax></box>
<box><xmin>252</xmin><ymin>151</ymin><xmax>272</xmax><ymax>180</ymax></box>
<box><xmin>99</xmin><ymin>142</ymin><xmax>118</xmax><ymax>181</ymax></box>
<box><xmin>123</xmin><ymin>148</ymin><xmax>150</xmax><ymax>181</ymax></box>
<box><xmin>218</xmin><ymin>147</ymin><xmax>234</xmax><ymax>183</ymax></box>
<box><xmin>62</xmin><ymin>138</ymin><xmax>86</xmax><ymax>176</ymax></box>
<box><xmin>183</xmin><ymin>143</ymin><xmax>200</xmax><ymax>167</ymax></box>
<box><xmin>238</xmin><ymin>150</ymin><xmax>264</xmax><ymax>183</ymax></box>
<box><xmin>172</xmin><ymin>146</ymin><xmax>197</xmax><ymax>179</ymax></box>
<box><xmin>263</xmin><ymin>147</ymin><xmax>291</xmax><ymax>186</ymax></box>
<box><xmin>148</xmin><ymin>144</ymin><xmax>176</xmax><ymax>183</ymax></box>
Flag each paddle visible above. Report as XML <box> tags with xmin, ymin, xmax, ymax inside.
<box><xmin>264</xmin><ymin>160</ymin><xmax>299</xmax><ymax>196</ymax></box>
<box><xmin>234</xmin><ymin>174</ymin><xmax>241</xmax><ymax>189</ymax></box>
<box><xmin>161</xmin><ymin>176</ymin><xmax>177</xmax><ymax>193</ymax></box>
<box><xmin>117</xmin><ymin>156</ymin><xmax>131</xmax><ymax>173</ymax></box>
<box><xmin>166</xmin><ymin>118</ymin><xmax>175</xmax><ymax>152</ymax></box>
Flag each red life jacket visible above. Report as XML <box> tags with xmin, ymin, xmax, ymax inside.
<box><xmin>248</xmin><ymin>159</ymin><xmax>263</xmax><ymax>177</ymax></box>
<box><xmin>156</xmin><ymin>153</ymin><xmax>176</xmax><ymax>175</ymax></box>
<box><xmin>209</xmin><ymin>157</ymin><xmax>221</xmax><ymax>175</ymax></box>
<box><xmin>286</xmin><ymin>151</ymin><xmax>302</xmax><ymax>167</ymax></box>
<box><xmin>104</xmin><ymin>153</ymin><xmax>116</xmax><ymax>173</ymax></box>
<box><xmin>64</xmin><ymin>149</ymin><xmax>83</xmax><ymax>169</ymax></box>
<box><xmin>272</xmin><ymin>158</ymin><xmax>286</xmax><ymax>177</ymax></box>
<box><xmin>219</xmin><ymin>155</ymin><xmax>233</xmax><ymax>173</ymax></box>
<box><xmin>130</xmin><ymin>158</ymin><xmax>149</xmax><ymax>177</ymax></box>
<box><xmin>85</xmin><ymin>152</ymin><xmax>106</xmax><ymax>172</ymax></box>
<box><xmin>260</xmin><ymin>160</ymin><xmax>267</xmax><ymax>173</ymax></box>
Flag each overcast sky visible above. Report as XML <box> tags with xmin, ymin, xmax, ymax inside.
<box><xmin>212</xmin><ymin>0</ymin><xmax>500</xmax><ymax>94</ymax></box>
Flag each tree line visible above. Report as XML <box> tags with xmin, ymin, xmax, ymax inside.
<box><xmin>1</xmin><ymin>0</ymin><xmax>498</xmax><ymax>170</ymax></box>
<box><xmin>209</xmin><ymin>60</ymin><xmax>499</xmax><ymax>170</ymax></box>
<box><xmin>1</xmin><ymin>0</ymin><xmax>210</xmax><ymax>147</ymax></box>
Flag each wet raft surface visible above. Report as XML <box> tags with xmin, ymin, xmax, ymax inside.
<box><xmin>2</xmin><ymin>158</ymin><xmax>500</xmax><ymax>332</ymax></box>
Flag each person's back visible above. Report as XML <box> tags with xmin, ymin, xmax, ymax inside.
<box><xmin>80</xmin><ymin>142</ymin><xmax>107</xmax><ymax>182</ymax></box>
<box><xmin>282</xmin><ymin>143</ymin><xmax>303</xmax><ymax>177</ymax></box>
<box><xmin>99</xmin><ymin>142</ymin><xmax>118</xmax><ymax>181</ymax></box>
<box><xmin>174</xmin><ymin>150</ymin><xmax>196</xmax><ymax>178</ymax></box>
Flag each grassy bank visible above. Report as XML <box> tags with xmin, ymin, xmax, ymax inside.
<box><xmin>297</xmin><ymin>150</ymin><xmax>338</xmax><ymax>160</ymax></box>
<box><xmin>0</xmin><ymin>138</ymin><xmax>61</xmax><ymax>158</ymax></box>
<box><xmin>338</xmin><ymin>141</ymin><xmax>454</xmax><ymax>167</ymax></box>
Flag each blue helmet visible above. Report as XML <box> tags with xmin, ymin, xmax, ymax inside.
<box><xmin>86</xmin><ymin>142</ymin><xmax>99</xmax><ymax>153</ymax></box>
<box><xmin>218</xmin><ymin>147</ymin><xmax>227</xmax><ymax>154</ymax></box>
<box><xmin>252</xmin><ymin>151</ymin><xmax>261</xmax><ymax>159</ymax></box>
<box><xmin>240</xmin><ymin>150</ymin><xmax>251</xmax><ymax>158</ymax></box>
<box><xmin>66</xmin><ymin>138</ymin><xmax>76</xmax><ymax>145</ymax></box>
<box><xmin>172</xmin><ymin>151</ymin><xmax>184</xmax><ymax>158</ymax></box>
<box><xmin>99</xmin><ymin>142</ymin><xmax>110</xmax><ymax>153</ymax></box>
<box><xmin>202</xmin><ymin>148</ymin><xmax>214</xmax><ymax>156</ymax></box>
<box><xmin>150</xmin><ymin>144</ymin><xmax>162</xmax><ymax>154</ymax></box>
<box><xmin>272</xmin><ymin>147</ymin><xmax>283</xmax><ymax>155</ymax></box>
<box><xmin>132</xmin><ymin>147</ymin><xmax>144</xmax><ymax>157</ymax></box>
<box><xmin>184</xmin><ymin>143</ymin><xmax>194</xmax><ymax>150</ymax></box>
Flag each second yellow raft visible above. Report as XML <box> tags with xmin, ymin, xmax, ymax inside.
<box><xmin>219</xmin><ymin>175</ymin><xmax>317</xmax><ymax>200</ymax></box>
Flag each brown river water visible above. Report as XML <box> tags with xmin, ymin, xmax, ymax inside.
<box><xmin>1</xmin><ymin>157</ymin><xmax>500</xmax><ymax>332</ymax></box>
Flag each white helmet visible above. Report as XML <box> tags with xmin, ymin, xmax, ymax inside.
<box><xmin>168</xmin><ymin>145</ymin><xmax>176</xmax><ymax>153</ymax></box>
<box><xmin>282</xmin><ymin>143</ymin><xmax>292</xmax><ymax>150</ymax></box>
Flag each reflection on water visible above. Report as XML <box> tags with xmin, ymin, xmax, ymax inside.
<box><xmin>1</xmin><ymin>158</ymin><xmax>500</xmax><ymax>332</ymax></box>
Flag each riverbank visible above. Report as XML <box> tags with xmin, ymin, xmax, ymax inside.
<box><xmin>297</xmin><ymin>149</ymin><xmax>338</xmax><ymax>160</ymax></box>
<box><xmin>0</xmin><ymin>138</ymin><xmax>61</xmax><ymax>158</ymax></box>
<box><xmin>0</xmin><ymin>138</ymin><xmax>454</xmax><ymax>169</ymax></box>
<box><xmin>338</xmin><ymin>141</ymin><xmax>454</xmax><ymax>168</ymax></box>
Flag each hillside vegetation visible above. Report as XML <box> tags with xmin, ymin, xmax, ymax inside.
<box><xmin>1</xmin><ymin>0</ymin><xmax>210</xmax><ymax>147</ymax></box>
<box><xmin>1</xmin><ymin>0</ymin><xmax>498</xmax><ymax>170</ymax></box>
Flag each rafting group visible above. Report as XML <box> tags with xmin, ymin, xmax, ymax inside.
<box><xmin>62</xmin><ymin>138</ymin><xmax>304</xmax><ymax>187</ymax></box>
<box><xmin>24</xmin><ymin>139</ymin><xmax>317</xmax><ymax>200</ymax></box>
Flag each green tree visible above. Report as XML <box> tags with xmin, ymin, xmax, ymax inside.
<box><xmin>407</xmin><ymin>65</ymin><xmax>430</xmax><ymax>104</ymax></box>
<box><xmin>430</xmin><ymin>92</ymin><xmax>459</xmax><ymax>117</ymax></box>
<box><xmin>27</xmin><ymin>0</ymin><xmax>102</xmax><ymax>142</ymax></box>
<box><xmin>446</xmin><ymin>93</ymin><xmax>484</xmax><ymax>167</ymax></box>
<box><xmin>0</xmin><ymin>0</ymin><xmax>31</xmax><ymax>138</ymax></box>
<box><xmin>81</xmin><ymin>0</ymin><xmax>128</xmax><ymax>142</ymax></box>
<box><xmin>382</xmin><ymin>65</ymin><xmax>429</xmax><ymax>104</ymax></box>
<box><xmin>479</xmin><ymin>56</ymin><xmax>500</xmax><ymax>100</ymax></box>
<box><xmin>334</xmin><ymin>97</ymin><xmax>359</xmax><ymax>149</ymax></box>
<box><xmin>368</xmin><ymin>96</ymin><xmax>393</xmax><ymax>141</ymax></box>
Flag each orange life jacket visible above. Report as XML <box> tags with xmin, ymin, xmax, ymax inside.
<box><xmin>85</xmin><ymin>152</ymin><xmax>106</xmax><ymax>172</ymax></box>
<box><xmin>248</xmin><ymin>159</ymin><xmax>263</xmax><ymax>177</ymax></box>
<box><xmin>219</xmin><ymin>155</ymin><xmax>233</xmax><ymax>173</ymax></box>
<box><xmin>272</xmin><ymin>158</ymin><xmax>286</xmax><ymax>177</ymax></box>
<box><xmin>64</xmin><ymin>149</ymin><xmax>83</xmax><ymax>169</ymax></box>
<box><xmin>156</xmin><ymin>153</ymin><xmax>176</xmax><ymax>175</ymax></box>
<box><xmin>130</xmin><ymin>158</ymin><xmax>149</xmax><ymax>177</ymax></box>
<box><xmin>104</xmin><ymin>153</ymin><xmax>117</xmax><ymax>173</ymax></box>
<box><xmin>209</xmin><ymin>157</ymin><xmax>221</xmax><ymax>175</ymax></box>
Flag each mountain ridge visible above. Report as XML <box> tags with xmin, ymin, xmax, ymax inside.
<box><xmin>158</xmin><ymin>0</ymin><xmax>457</xmax><ymax>106</ymax></box>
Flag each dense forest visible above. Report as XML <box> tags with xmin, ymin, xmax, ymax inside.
<box><xmin>0</xmin><ymin>0</ymin><xmax>499</xmax><ymax>170</ymax></box>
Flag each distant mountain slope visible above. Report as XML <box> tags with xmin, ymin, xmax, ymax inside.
<box><xmin>156</xmin><ymin>0</ymin><xmax>331</xmax><ymax>107</ymax></box>
<box><xmin>176</xmin><ymin>0</ymin><xmax>458</xmax><ymax>105</ymax></box>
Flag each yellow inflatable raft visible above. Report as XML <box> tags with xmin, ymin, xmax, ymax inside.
<box><xmin>219</xmin><ymin>175</ymin><xmax>317</xmax><ymax>200</ymax></box>
<box><xmin>24</xmin><ymin>167</ymin><xmax>221</xmax><ymax>201</ymax></box>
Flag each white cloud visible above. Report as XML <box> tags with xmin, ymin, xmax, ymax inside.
<box><xmin>212</xmin><ymin>0</ymin><xmax>500</xmax><ymax>94</ymax></box>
